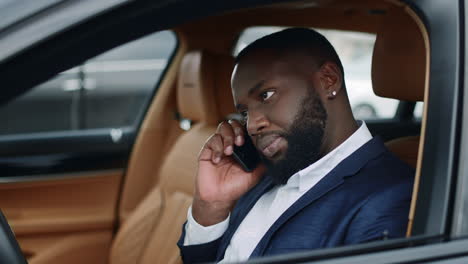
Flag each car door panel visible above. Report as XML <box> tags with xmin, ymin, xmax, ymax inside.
<box><xmin>0</xmin><ymin>171</ymin><xmax>122</xmax><ymax>264</ymax></box>
<box><xmin>0</xmin><ymin>128</ymin><xmax>135</xmax><ymax>177</ymax></box>
<box><xmin>19</xmin><ymin>230</ymin><xmax>112</xmax><ymax>264</ymax></box>
<box><xmin>0</xmin><ymin>27</ymin><xmax>177</xmax><ymax>263</ymax></box>
<box><xmin>0</xmin><ymin>128</ymin><xmax>133</xmax><ymax>263</ymax></box>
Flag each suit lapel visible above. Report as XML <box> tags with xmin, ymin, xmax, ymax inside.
<box><xmin>249</xmin><ymin>169</ymin><xmax>345</xmax><ymax>257</ymax></box>
<box><xmin>249</xmin><ymin>137</ymin><xmax>387</xmax><ymax>257</ymax></box>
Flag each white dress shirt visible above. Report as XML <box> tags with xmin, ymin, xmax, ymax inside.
<box><xmin>184</xmin><ymin>122</ymin><xmax>372</xmax><ymax>262</ymax></box>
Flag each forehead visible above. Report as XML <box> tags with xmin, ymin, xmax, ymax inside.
<box><xmin>231</xmin><ymin>51</ymin><xmax>314</xmax><ymax>99</ymax></box>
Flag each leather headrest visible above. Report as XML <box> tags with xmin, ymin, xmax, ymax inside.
<box><xmin>177</xmin><ymin>51</ymin><xmax>236</xmax><ymax>125</ymax></box>
<box><xmin>213</xmin><ymin>54</ymin><xmax>237</xmax><ymax>120</ymax></box>
<box><xmin>372</xmin><ymin>7</ymin><xmax>427</xmax><ymax>101</ymax></box>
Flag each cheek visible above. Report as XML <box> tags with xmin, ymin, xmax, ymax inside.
<box><xmin>266</xmin><ymin>96</ymin><xmax>304</xmax><ymax>130</ymax></box>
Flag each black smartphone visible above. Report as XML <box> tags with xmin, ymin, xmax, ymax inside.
<box><xmin>232</xmin><ymin>134</ymin><xmax>261</xmax><ymax>172</ymax></box>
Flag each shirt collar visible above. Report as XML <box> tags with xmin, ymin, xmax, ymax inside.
<box><xmin>286</xmin><ymin>121</ymin><xmax>373</xmax><ymax>192</ymax></box>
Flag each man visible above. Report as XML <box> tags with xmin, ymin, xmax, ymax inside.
<box><xmin>177</xmin><ymin>28</ymin><xmax>414</xmax><ymax>263</ymax></box>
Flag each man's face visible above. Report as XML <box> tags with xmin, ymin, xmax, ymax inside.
<box><xmin>232</xmin><ymin>51</ymin><xmax>328</xmax><ymax>184</ymax></box>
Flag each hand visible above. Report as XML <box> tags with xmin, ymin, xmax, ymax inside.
<box><xmin>192</xmin><ymin>120</ymin><xmax>265</xmax><ymax>226</ymax></box>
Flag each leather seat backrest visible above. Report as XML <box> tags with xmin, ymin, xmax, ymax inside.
<box><xmin>372</xmin><ymin>7</ymin><xmax>427</xmax><ymax>168</ymax></box>
<box><xmin>109</xmin><ymin>50</ymin><xmax>235</xmax><ymax>264</ymax></box>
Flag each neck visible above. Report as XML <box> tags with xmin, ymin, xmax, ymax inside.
<box><xmin>320</xmin><ymin>109</ymin><xmax>359</xmax><ymax>157</ymax></box>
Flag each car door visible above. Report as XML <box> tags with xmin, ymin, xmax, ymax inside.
<box><xmin>0</xmin><ymin>28</ymin><xmax>177</xmax><ymax>264</ymax></box>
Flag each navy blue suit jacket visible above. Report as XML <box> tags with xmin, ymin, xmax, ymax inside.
<box><xmin>177</xmin><ymin>137</ymin><xmax>414</xmax><ymax>263</ymax></box>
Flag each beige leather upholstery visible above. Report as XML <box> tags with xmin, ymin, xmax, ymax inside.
<box><xmin>372</xmin><ymin>7</ymin><xmax>426</xmax><ymax>101</ymax></box>
<box><xmin>385</xmin><ymin>136</ymin><xmax>420</xmax><ymax>168</ymax></box>
<box><xmin>177</xmin><ymin>51</ymin><xmax>236</xmax><ymax>124</ymax></box>
<box><xmin>1</xmin><ymin>172</ymin><xmax>122</xmax><ymax>264</ymax></box>
<box><xmin>372</xmin><ymin>7</ymin><xmax>427</xmax><ymax>169</ymax></box>
<box><xmin>213</xmin><ymin>55</ymin><xmax>237</xmax><ymax>119</ymax></box>
<box><xmin>110</xmin><ymin>50</ymin><xmax>235</xmax><ymax>264</ymax></box>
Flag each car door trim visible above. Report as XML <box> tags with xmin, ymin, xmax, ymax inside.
<box><xmin>0</xmin><ymin>168</ymin><xmax>124</xmax><ymax>183</ymax></box>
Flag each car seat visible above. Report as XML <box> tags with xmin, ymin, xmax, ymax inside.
<box><xmin>371</xmin><ymin>7</ymin><xmax>427</xmax><ymax>169</ymax></box>
<box><xmin>109</xmin><ymin>50</ymin><xmax>235</xmax><ymax>264</ymax></box>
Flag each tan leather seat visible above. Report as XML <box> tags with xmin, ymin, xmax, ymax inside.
<box><xmin>109</xmin><ymin>50</ymin><xmax>235</xmax><ymax>264</ymax></box>
<box><xmin>385</xmin><ymin>135</ymin><xmax>420</xmax><ymax>168</ymax></box>
<box><xmin>372</xmin><ymin>7</ymin><xmax>427</xmax><ymax>168</ymax></box>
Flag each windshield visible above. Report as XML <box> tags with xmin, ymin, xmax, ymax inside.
<box><xmin>0</xmin><ymin>0</ymin><xmax>64</xmax><ymax>31</ymax></box>
<box><xmin>0</xmin><ymin>0</ymin><xmax>130</xmax><ymax>64</ymax></box>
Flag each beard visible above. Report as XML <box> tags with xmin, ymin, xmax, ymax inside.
<box><xmin>261</xmin><ymin>89</ymin><xmax>327</xmax><ymax>186</ymax></box>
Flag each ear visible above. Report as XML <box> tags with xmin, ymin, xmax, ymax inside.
<box><xmin>318</xmin><ymin>62</ymin><xmax>343</xmax><ymax>100</ymax></box>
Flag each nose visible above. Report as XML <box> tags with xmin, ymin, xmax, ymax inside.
<box><xmin>246</xmin><ymin>110</ymin><xmax>269</xmax><ymax>137</ymax></box>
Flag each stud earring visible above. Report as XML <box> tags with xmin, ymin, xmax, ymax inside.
<box><xmin>332</xmin><ymin>91</ymin><xmax>337</xmax><ymax>96</ymax></box>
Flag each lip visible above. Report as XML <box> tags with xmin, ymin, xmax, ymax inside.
<box><xmin>257</xmin><ymin>134</ymin><xmax>285</xmax><ymax>158</ymax></box>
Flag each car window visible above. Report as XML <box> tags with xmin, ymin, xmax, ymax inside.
<box><xmin>414</xmin><ymin>102</ymin><xmax>423</xmax><ymax>119</ymax></box>
<box><xmin>0</xmin><ymin>30</ymin><xmax>177</xmax><ymax>135</ymax></box>
<box><xmin>234</xmin><ymin>27</ymin><xmax>399</xmax><ymax>120</ymax></box>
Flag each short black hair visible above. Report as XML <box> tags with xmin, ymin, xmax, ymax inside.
<box><xmin>235</xmin><ymin>27</ymin><xmax>344</xmax><ymax>78</ymax></box>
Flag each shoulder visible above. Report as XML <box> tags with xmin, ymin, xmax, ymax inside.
<box><xmin>353</xmin><ymin>137</ymin><xmax>415</xmax><ymax>186</ymax></box>
<box><xmin>343</xmin><ymin>140</ymin><xmax>415</xmax><ymax>215</ymax></box>
<box><xmin>352</xmin><ymin>146</ymin><xmax>415</xmax><ymax>203</ymax></box>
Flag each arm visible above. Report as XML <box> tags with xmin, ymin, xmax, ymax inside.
<box><xmin>177</xmin><ymin>219</ymin><xmax>226</xmax><ymax>264</ymax></box>
<box><xmin>178</xmin><ymin>120</ymin><xmax>264</xmax><ymax>263</ymax></box>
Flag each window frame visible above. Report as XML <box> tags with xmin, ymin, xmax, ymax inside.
<box><xmin>0</xmin><ymin>30</ymin><xmax>179</xmax><ymax>179</ymax></box>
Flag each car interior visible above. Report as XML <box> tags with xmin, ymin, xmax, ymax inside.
<box><xmin>0</xmin><ymin>0</ymin><xmax>430</xmax><ymax>263</ymax></box>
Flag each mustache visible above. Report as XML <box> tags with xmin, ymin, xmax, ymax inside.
<box><xmin>254</xmin><ymin>130</ymin><xmax>288</xmax><ymax>144</ymax></box>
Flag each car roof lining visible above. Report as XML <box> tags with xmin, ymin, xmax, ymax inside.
<box><xmin>178</xmin><ymin>1</ymin><xmax>391</xmax><ymax>35</ymax></box>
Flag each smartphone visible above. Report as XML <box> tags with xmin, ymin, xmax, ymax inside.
<box><xmin>232</xmin><ymin>134</ymin><xmax>260</xmax><ymax>172</ymax></box>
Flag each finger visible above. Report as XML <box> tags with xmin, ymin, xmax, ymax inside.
<box><xmin>228</xmin><ymin>119</ymin><xmax>246</xmax><ymax>146</ymax></box>
<box><xmin>204</xmin><ymin>134</ymin><xmax>225</xmax><ymax>163</ymax></box>
<box><xmin>217</xmin><ymin>121</ymin><xmax>236</xmax><ymax>155</ymax></box>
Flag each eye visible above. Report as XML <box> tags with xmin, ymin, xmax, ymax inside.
<box><xmin>260</xmin><ymin>90</ymin><xmax>275</xmax><ymax>101</ymax></box>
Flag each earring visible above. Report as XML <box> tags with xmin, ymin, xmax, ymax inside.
<box><xmin>332</xmin><ymin>91</ymin><xmax>337</xmax><ymax>96</ymax></box>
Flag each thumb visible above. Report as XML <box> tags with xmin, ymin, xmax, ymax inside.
<box><xmin>199</xmin><ymin>147</ymin><xmax>213</xmax><ymax>162</ymax></box>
